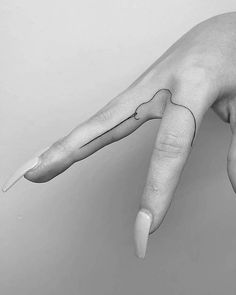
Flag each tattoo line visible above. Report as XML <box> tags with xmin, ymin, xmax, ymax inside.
<box><xmin>80</xmin><ymin>88</ymin><xmax>196</xmax><ymax>148</ymax></box>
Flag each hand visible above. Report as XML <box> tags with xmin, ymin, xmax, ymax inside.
<box><xmin>3</xmin><ymin>12</ymin><xmax>236</xmax><ymax>258</ymax></box>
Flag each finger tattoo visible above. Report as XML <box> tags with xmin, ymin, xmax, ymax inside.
<box><xmin>80</xmin><ymin>88</ymin><xmax>197</xmax><ymax>148</ymax></box>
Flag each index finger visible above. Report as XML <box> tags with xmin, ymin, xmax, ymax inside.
<box><xmin>2</xmin><ymin>88</ymin><xmax>169</xmax><ymax>191</ymax></box>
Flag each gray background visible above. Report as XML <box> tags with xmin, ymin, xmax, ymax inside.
<box><xmin>1</xmin><ymin>0</ymin><xmax>236</xmax><ymax>294</ymax></box>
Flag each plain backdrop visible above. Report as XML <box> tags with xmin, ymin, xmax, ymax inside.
<box><xmin>1</xmin><ymin>1</ymin><xmax>236</xmax><ymax>294</ymax></box>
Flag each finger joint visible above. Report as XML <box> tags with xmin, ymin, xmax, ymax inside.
<box><xmin>154</xmin><ymin>133</ymin><xmax>189</xmax><ymax>159</ymax></box>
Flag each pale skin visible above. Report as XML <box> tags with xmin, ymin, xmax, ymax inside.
<box><xmin>3</xmin><ymin>12</ymin><xmax>236</xmax><ymax>258</ymax></box>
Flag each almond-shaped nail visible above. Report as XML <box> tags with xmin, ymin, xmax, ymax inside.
<box><xmin>2</xmin><ymin>146</ymin><xmax>49</xmax><ymax>192</ymax></box>
<box><xmin>134</xmin><ymin>209</ymin><xmax>153</xmax><ymax>259</ymax></box>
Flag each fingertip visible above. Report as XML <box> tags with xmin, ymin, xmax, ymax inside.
<box><xmin>24</xmin><ymin>164</ymin><xmax>50</xmax><ymax>183</ymax></box>
<box><xmin>23</xmin><ymin>147</ymin><xmax>53</xmax><ymax>183</ymax></box>
<box><xmin>24</xmin><ymin>152</ymin><xmax>72</xmax><ymax>183</ymax></box>
<box><xmin>2</xmin><ymin>145</ymin><xmax>59</xmax><ymax>191</ymax></box>
<box><xmin>134</xmin><ymin>209</ymin><xmax>153</xmax><ymax>259</ymax></box>
<box><xmin>2</xmin><ymin>155</ymin><xmax>41</xmax><ymax>192</ymax></box>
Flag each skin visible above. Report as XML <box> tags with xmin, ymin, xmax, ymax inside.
<box><xmin>24</xmin><ymin>12</ymin><xmax>236</xmax><ymax>239</ymax></box>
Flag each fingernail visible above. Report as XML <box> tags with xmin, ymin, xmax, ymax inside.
<box><xmin>134</xmin><ymin>209</ymin><xmax>153</xmax><ymax>259</ymax></box>
<box><xmin>2</xmin><ymin>146</ymin><xmax>49</xmax><ymax>192</ymax></box>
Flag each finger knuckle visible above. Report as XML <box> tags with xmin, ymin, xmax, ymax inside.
<box><xmin>179</xmin><ymin>65</ymin><xmax>209</xmax><ymax>86</ymax></box>
<box><xmin>91</xmin><ymin>103</ymin><xmax>116</xmax><ymax>123</ymax></box>
<box><xmin>95</xmin><ymin>109</ymin><xmax>113</xmax><ymax>122</ymax></box>
<box><xmin>177</xmin><ymin>54</ymin><xmax>212</xmax><ymax>86</ymax></box>
<box><xmin>146</xmin><ymin>181</ymin><xmax>160</xmax><ymax>194</ymax></box>
<box><xmin>52</xmin><ymin>137</ymin><xmax>70</xmax><ymax>154</ymax></box>
<box><xmin>154</xmin><ymin>133</ymin><xmax>189</xmax><ymax>159</ymax></box>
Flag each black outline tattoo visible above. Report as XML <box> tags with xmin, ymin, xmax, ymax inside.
<box><xmin>80</xmin><ymin>88</ymin><xmax>196</xmax><ymax>148</ymax></box>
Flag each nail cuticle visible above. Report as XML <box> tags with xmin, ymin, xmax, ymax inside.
<box><xmin>140</xmin><ymin>209</ymin><xmax>153</xmax><ymax>223</ymax></box>
<box><xmin>25</xmin><ymin>157</ymin><xmax>41</xmax><ymax>174</ymax></box>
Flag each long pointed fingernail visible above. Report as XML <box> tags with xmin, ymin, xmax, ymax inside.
<box><xmin>2</xmin><ymin>146</ymin><xmax>49</xmax><ymax>192</ymax></box>
<box><xmin>134</xmin><ymin>209</ymin><xmax>153</xmax><ymax>259</ymax></box>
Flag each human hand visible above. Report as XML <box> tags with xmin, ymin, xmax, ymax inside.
<box><xmin>3</xmin><ymin>12</ymin><xmax>236</xmax><ymax>258</ymax></box>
